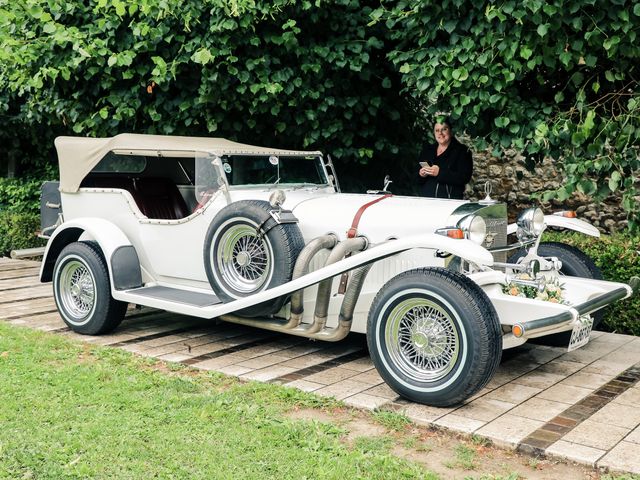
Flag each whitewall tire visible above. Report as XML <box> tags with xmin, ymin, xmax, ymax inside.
<box><xmin>367</xmin><ymin>268</ymin><xmax>502</xmax><ymax>407</ymax></box>
<box><xmin>53</xmin><ymin>242</ymin><xmax>127</xmax><ymax>335</ymax></box>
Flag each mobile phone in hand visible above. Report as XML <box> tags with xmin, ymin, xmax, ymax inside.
<box><xmin>419</xmin><ymin>161</ymin><xmax>431</xmax><ymax>168</ymax></box>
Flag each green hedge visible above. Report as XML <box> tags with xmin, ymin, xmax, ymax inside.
<box><xmin>0</xmin><ymin>211</ymin><xmax>45</xmax><ymax>257</ymax></box>
<box><xmin>0</xmin><ymin>177</ymin><xmax>43</xmax><ymax>215</ymax></box>
<box><xmin>2</xmin><ymin>1</ymin><xmax>639</xmax><ymax>225</ymax></box>
<box><xmin>543</xmin><ymin>231</ymin><xmax>640</xmax><ymax>336</ymax></box>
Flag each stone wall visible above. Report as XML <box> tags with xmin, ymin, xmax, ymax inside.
<box><xmin>466</xmin><ymin>150</ymin><xmax>630</xmax><ymax>234</ymax></box>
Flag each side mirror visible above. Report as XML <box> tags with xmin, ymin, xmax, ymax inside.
<box><xmin>366</xmin><ymin>175</ymin><xmax>393</xmax><ymax>195</ymax></box>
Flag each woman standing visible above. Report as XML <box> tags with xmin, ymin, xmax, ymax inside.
<box><xmin>418</xmin><ymin>117</ymin><xmax>473</xmax><ymax>199</ymax></box>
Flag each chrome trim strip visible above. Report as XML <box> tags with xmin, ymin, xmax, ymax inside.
<box><xmin>487</xmin><ymin>239</ymin><xmax>536</xmax><ymax>253</ymax></box>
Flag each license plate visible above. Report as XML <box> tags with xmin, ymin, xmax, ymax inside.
<box><xmin>567</xmin><ymin>315</ymin><xmax>594</xmax><ymax>352</ymax></box>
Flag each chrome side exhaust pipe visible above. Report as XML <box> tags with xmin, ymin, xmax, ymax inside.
<box><xmin>313</xmin><ymin>263</ymin><xmax>372</xmax><ymax>341</ymax></box>
<box><xmin>287</xmin><ymin>234</ymin><xmax>338</xmax><ymax>328</ymax></box>
<box><xmin>292</xmin><ymin>236</ymin><xmax>367</xmax><ymax>335</ymax></box>
<box><xmin>219</xmin><ymin>235</ymin><xmax>371</xmax><ymax>342</ymax></box>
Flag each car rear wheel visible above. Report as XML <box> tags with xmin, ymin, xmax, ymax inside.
<box><xmin>203</xmin><ymin>200</ymin><xmax>304</xmax><ymax>317</ymax></box>
<box><xmin>367</xmin><ymin>268</ymin><xmax>502</xmax><ymax>407</ymax></box>
<box><xmin>507</xmin><ymin>241</ymin><xmax>604</xmax><ymax>346</ymax></box>
<box><xmin>53</xmin><ymin>241</ymin><xmax>127</xmax><ymax>334</ymax></box>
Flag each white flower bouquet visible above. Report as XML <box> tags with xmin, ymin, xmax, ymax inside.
<box><xmin>502</xmin><ymin>275</ymin><xmax>565</xmax><ymax>304</ymax></box>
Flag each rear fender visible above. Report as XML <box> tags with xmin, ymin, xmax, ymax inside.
<box><xmin>39</xmin><ymin>218</ymin><xmax>142</xmax><ymax>290</ymax></box>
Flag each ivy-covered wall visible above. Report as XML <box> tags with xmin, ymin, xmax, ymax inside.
<box><xmin>0</xmin><ymin>1</ymin><xmax>416</xmax><ymax>175</ymax></box>
<box><xmin>1</xmin><ymin>0</ymin><xmax>638</xmax><ymax>229</ymax></box>
<box><xmin>377</xmin><ymin>0</ymin><xmax>640</xmax><ymax>230</ymax></box>
<box><xmin>468</xmin><ymin>149</ymin><xmax>631</xmax><ymax>232</ymax></box>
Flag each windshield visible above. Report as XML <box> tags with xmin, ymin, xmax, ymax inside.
<box><xmin>221</xmin><ymin>154</ymin><xmax>328</xmax><ymax>187</ymax></box>
<box><xmin>195</xmin><ymin>152</ymin><xmax>228</xmax><ymax>205</ymax></box>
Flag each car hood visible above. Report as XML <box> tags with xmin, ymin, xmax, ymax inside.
<box><xmin>291</xmin><ymin>193</ymin><xmax>468</xmax><ymax>242</ymax></box>
<box><xmin>228</xmin><ymin>189</ymin><xmax>470</xmax><ymax>242</ymax></box>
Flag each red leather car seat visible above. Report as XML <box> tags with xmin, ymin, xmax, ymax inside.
<box><xmin>81</xmin><ymin>175</ymin><xmax>189</xmax><ymax>220</ymax></box>
<box><xmin>132</xmin><ymin>177</ymin><xmax>189</xmax><ymax>220</ymax></box>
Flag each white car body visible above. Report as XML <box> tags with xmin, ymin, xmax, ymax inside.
<box><xmin>40</xmin><ymin>134</ymin><xmax>633</xmax><ymax>406</ymax></box>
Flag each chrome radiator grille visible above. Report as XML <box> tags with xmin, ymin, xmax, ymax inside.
<box><xmin>483</xmin><ymin>217</ymin><xmax>508</xmax><ymax>263</ymax></box>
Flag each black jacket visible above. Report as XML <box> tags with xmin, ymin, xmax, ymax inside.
<box><xmin>417</xmin><ymin>138</ymin><xmax>473</xmax><ymax>199</ymax></box>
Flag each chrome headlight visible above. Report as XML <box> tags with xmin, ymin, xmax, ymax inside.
<box><xmin>517</xmin><ymin>207</ymin><xmax>545</xmax><ymax>238</ymax></box>
<box><xmin>458</xmin><ymin>214</ymin><xmax>487</xmax><ymax>245</ymax></box>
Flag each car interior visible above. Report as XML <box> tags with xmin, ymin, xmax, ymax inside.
<box><xmin>80</xmin><ymin>152</ymin><xmax>196</xmax><ymax>220</ymax></box>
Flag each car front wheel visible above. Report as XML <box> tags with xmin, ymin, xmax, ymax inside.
<box><xmin>367</xmin><ymin>268</ymin><xmax>502</xmax><ymax>407</ymax></box>
<box><xmin>53</xmin><ymin>241</ymin><xmax>127</xmax><ymax>335</ymax></box>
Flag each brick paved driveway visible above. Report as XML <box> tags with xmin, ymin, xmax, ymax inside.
<box><xmin>1</xmin><ymin>258</ymin><xmax>639</xmax><ymax>474</ymax></box>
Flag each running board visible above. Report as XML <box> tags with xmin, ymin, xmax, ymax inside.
<box><xmin>125</xmin><ymin>286</ymin><xmax>221</xmax><ymax>308</ymax></box>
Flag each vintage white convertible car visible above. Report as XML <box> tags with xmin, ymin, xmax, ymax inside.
<box><xmin>40</xmin><ymin>134</ymin><xmax>632</xmax><ymax>406</ymax></box>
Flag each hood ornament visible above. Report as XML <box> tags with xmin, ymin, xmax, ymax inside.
<box><xmin>479</xmin><ymin>181</ymin><xmax>497</xmax><ymax>205</ymax></box>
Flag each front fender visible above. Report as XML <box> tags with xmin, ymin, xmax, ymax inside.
<box><xmin>507</xmin><ymin>215</ymin><xmax>600</xmax><ymax>237</ymax></box>
<box><xmin>543</xmin><ymin>215</ymin><xmax>600</xmax><ymax>237</ymax></box>
<box><xmin>40</xmin><ymin>218</ymin><xmax>141</xmax><ymax>290</ymax></box>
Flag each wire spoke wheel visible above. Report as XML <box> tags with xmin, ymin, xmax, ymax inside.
<box><xmin>367</xmin><ymin>268</ymin><xmax>502</xmax><ymax>407</ymax></box>
<box><xmin>53</xmin><ymin>242</ymin><xmax>127</xmax><ymax>335</ymax></box>
<box><xmin>204</xmin><ymin>200</ymin><xmax>304</xmax><ymax>317</ymax></box>
<box><xmin>216</xmin><ymin>223</ymin><xmax>272</xmax><ymax>294</ymax></box>
<box><xmin>58</xmin><ymin>259</ymin><xmax>96</xmax><ymax>320</ymax></box>
<box><xmin>386</xmin><ymin>298</ymin><xmax>460</xmax><ymax>383</ymax></box>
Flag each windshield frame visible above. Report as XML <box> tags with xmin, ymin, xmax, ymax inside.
<box><xmin>216</xmin><ymin>153</ymin><xmax>331</xmax><ymax>190</ymax></box>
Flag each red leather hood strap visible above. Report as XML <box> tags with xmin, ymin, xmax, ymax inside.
<box><xmin>338</xmin><ymin>193</ymin><xmax>393</xmax><ymax>294</ymax></box>
<box><xmin>346</xmin><ymin>194</ymin><xmax>393</xmax><ymax>238</ymax></box>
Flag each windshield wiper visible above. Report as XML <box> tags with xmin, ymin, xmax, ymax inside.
<box><xmin>292</xmin><ymin>183</ymin><xmax>321</xmax><ymax>190</ymax></box>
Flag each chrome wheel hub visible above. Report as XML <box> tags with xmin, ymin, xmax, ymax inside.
<box><xmin>409</xmin><ymin>316</ymin><xmax>451</xmax><ymax>358</ymax></box>
<box><xmin>235</xmin><ymin>251</ymin><xmax>250</xmax><ymax>267</ymax></box>
<box><xmin>216</xmin><ymin>223</ymin><xmax>272</xmax><ymax>293</ymax></box>
<box><xmin>59</xmin><ymin>259</ymin><xmax>95</xmax><ymax>321</ymax></box>
<box><xmin>385</xmin><ymin>298</ymin><xmax>460</xmax><ymax>382</ymax></box>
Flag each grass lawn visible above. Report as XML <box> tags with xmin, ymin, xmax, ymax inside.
<box><xmin>3</xmin><ymin>322</ymin><xmax>639</xmax><ymax>480</ymax></box>
<box><xmin>0</xmin><ymin>323</ymin><xmax>437</xmax><ymax>479</ymax></box>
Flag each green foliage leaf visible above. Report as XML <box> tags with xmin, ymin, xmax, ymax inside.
<box><xmin>537</xmin><ymin>23</ymin><xmax>549</xmax><ymax>37</ymax></box>
<box><xmin>577</xmin><ymin>179</ymin><xmax>597</xmax><ymax>195</ymax></box>
<box><xmin>451</xmin><ymin>67</ymin><xmax>469</xmax><ymax>81</ymax></box>
<box><xmin>520</xmin><ymin>46</ymin><xmax>533</xmax><ymax>60</ymax></box>
<box><xmin>112</xmin><ymin>0</ymin><xmax>126</xmax><ymax>17</ymax></box>
<box><xmin>582</xmin><ymin>110</ymin><xmax>596</xmax><ymax>136</ymax></box>
<box><xmin>603</xmin><ymin>35</ymin><xmax>620</xmax><ymax>51</ymax></box>
<box><xmin>494</xmin><ymin>116</ymin><xmax>510</xmax><ymax>128</ymax></box>
<box><xmin>191</xmin><ymin>48</ymin><xmax>213</xmax><ymax>65</ymax></box>
<box><xmin>609</xmin><ymin>170</ymin><xmax>621</xmax><ymax>192</ymax></box>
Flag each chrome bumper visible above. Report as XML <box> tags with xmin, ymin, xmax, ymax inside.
<box><xmin>511</xmin><ymin>286</ymin><xmax>631</xmax><ymax>339</ymax></box>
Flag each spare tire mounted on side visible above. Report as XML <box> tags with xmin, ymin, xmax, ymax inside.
<box><xmin>203</xmin><ymin>200</ymin><xmax>304</xmax><ymax>317</ymax></box>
